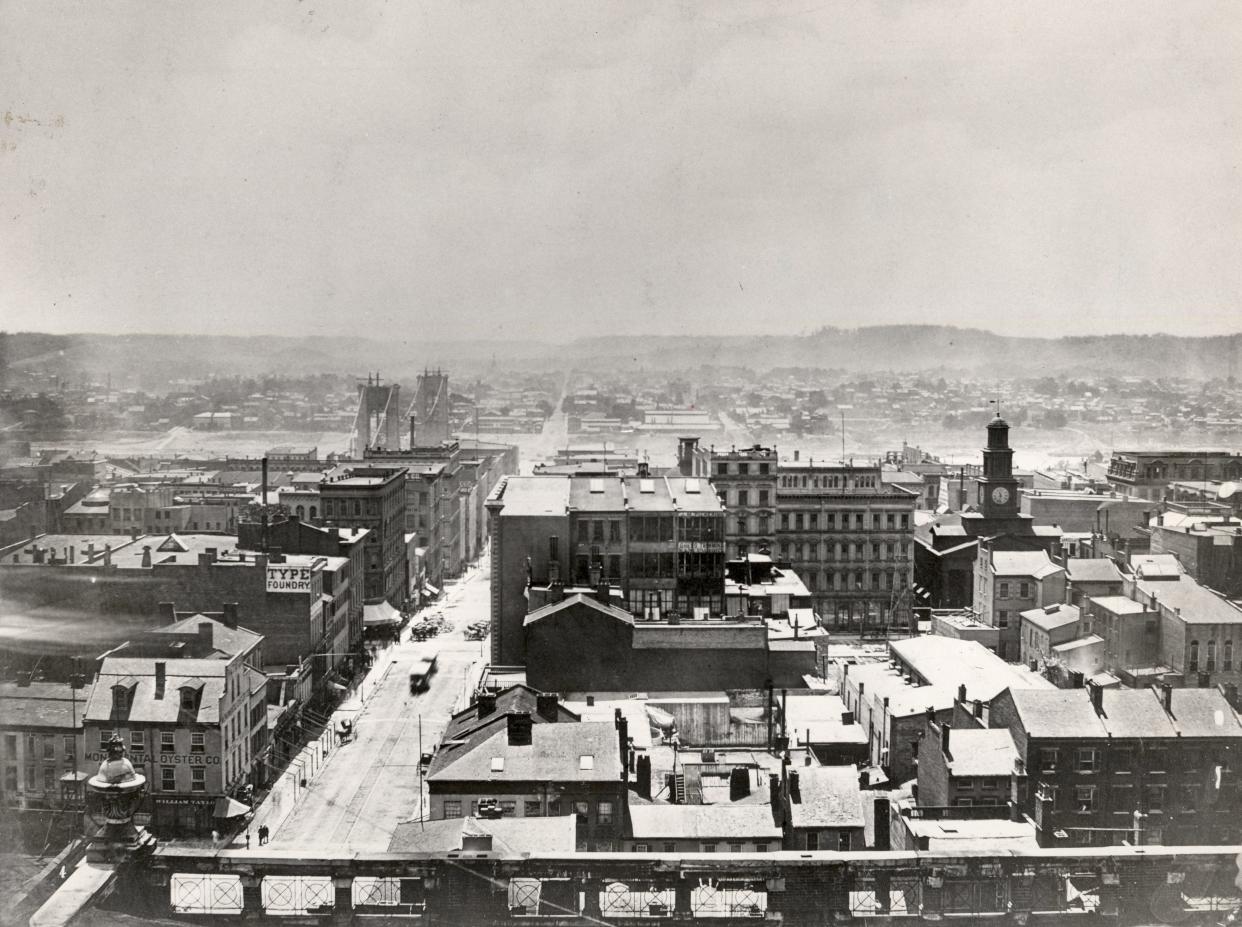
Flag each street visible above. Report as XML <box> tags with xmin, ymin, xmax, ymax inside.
<box><xmin>257</xmin><ymin>550</ymin><xmax>492</xmax><ymax>851</ymax></box>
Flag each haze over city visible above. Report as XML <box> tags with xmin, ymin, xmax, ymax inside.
<box><xmin>2</xmin><ymin>0</ymin><xmax>1240</xmax><ymax>340</ymax></box>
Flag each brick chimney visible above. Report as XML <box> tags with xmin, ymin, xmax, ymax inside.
<box><xmin>507</xmin><ymin>712</ymin><xmax>533</xmax><ymax>746</ymax></box>
<box><xmin>222</xmin><ymin>602</ymin><xmax>239</xmax><ymax>629</ymax></box>
<box><xmin>158</xmin><ymin>601</ymin><xmax>176</xmax><ymax>624</ymax></box>
<box><xmin>1087</xmin><ymin>680</ymin><xmax>1104</xmax><ymax>715</ymax></box>
<box><xmin>477</xmin><ymin>692</ymin><xmax>497</xmax><ymax>717</ymax></box>
<box><xmin>535</xmin><ymin>692</ymin><xmax>559</xmax><ymax>721</ymax></box>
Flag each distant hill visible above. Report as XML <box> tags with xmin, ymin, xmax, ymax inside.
<box><xmin>3</xmin><ymin>326</ymin><xmax>1239</xmax><ymax>386</ymax></box>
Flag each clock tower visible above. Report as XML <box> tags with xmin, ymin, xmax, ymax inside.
<box><xmin>977</xmin><ymin>415</ymin><xmax>1020</xmax><ymax>518</ymax></box>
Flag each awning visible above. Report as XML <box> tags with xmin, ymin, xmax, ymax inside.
<box><xmin>59</xmin><ymin>771</ymin><xmax>89</xmax><ymax>783</ymax></box>
<box><xmin>363</xmin><ymin>601</ymin><xmax>402</xmax><ymax>627</ymax></box>
<box><xmin>213</xmin><ymin>796</ymin><xmax>251</xmax><ymax>818</ymax></box>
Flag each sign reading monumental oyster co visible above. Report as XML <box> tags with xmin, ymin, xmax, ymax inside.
<box><xmin>267</xmin><ymin>564</ymin><xmax>315</xmax><ymax>593</ymax></box>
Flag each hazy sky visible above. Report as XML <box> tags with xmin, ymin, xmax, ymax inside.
<box><xmin>2</xmin><ymin>2</ymin><xmax>1239</xmax><ymax>341</ymax></box>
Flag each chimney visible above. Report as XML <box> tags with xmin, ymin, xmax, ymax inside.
<box><xmin>141</xmin><ymin>545</ymin><xmax>152</xmax><ymax>568</ymax></box>
<box><xmin>205</xmin><ymin>547</ymin><xmax>218</xmax><ymax>562</ymax></box>
<box><xmin>636</xmin><ymin>754</ymin><xmax>652</xmax><ymax>799</ymax></box>
<box><xmin>872</xmin><ymin>797</ymin><xmax>891</xmax><ymax>850</ymax></box>
<box><xmin>130</xmin><ymin>526</ymin><xmax>139</xmax><ymax>540</ymax></box>
<box><xmin>198</xmin><ymin>622</ymin><xmax>213</xmax><ymax>650</ymax></box>
<box><xmin>957</xmin><ymin>684</ymin><xmax>967</xmax><ymax>704</ymax></box>
<box><xmin>973</xmin><ymin>699</ymin><xmax>984</xmax><ymax>720</ymax></box>
<box><xmin>729</xmin><ymin>766</ymin><xmax>751</xmax><ymax>801</ymax></box>
<box><xmin>789</xmin><ymin>770</ymin><xmax>801</xmax><ymax>804</ymax></box>
<box><xmin>461</xmin><ymin>832</ymin><xmax>493</xmax><ymax>853</ymax></box>
<box><xmin>155</xmin><ymin>662</ymin><xmax>166</xmax><ymax>699</ymax></box>
<box><xmin>939</xmin><ymin>723</ymin><xmax>951</xmax><ymax>758</ymax></box>
<box><xmin>1087</xmin><ymin>680</ymin><xmax>1104</xmax><ymax>715</ymax></box>
<box><xmin>477</xmin><ymin>692</ymin><xmax>497</xmax><ymax>717</ymax></box>
<box><xmin>769</xmin><ymin>774</ymin><xmax>783</xmax><ymax>825</ymax></box>
<box><xmin>794</xmin><ymin>449</ymin><xmax>800</xmax><ymax>462</ymax></box>
<box><xmin>507</xmin><ymin>711</ymin><xmax>533</xmax><ymax>746</ymax></box>
<box><xmin>1009</xmin><ymin>800</ymin><xmax>1022</xmax><ymax>823</ymax></box>
<box><xmin>1224</xmin><ymin>683</ymin><xmax>1239</xmax><ymax>710</ymax></box>
<box><xmin>586</xmin><ymin>694</ymin><xmax>595</xmax><ymax>707</ymax></box>
<box><xmin>159</xmin><ymin>601</ymin><xmax>176</xmax><ymax>624</ymax></box>
<box><xmin>616</xmin><ymin>709</ymin><xmax>629</xmax><ymax>781</ymax></box>
<box><xmin>68</xmin><ymin>546</ymin><xmax>74</xmax><ymax>564</ymax></box>
<box><xmin>1160</xmin><ymin>683</ymin><xmax>1174</xmax><ymax>715</ymax></box>
<box><xmin>1198</xmin><ymin>671</ymin><xmax>1211</xmax><ymax>689</ymax></box>
<box><xmin>535</xmin><ymin>692</ymin><xmax>559</xmax><ymax>721</ymax></box>
<box><xmin>222</xmin><ymin>602</ymin><xmax>239</xmax><ymax>629</ymax></box>
<box><xmin>104</xmin><ymin>544</ymin><xmax>111</xmax><ymax>566</ymax></box>
<box><xmin>841</xmin><ymin>711</ymin><xmax>855</xmax><ymax>726</ymax></box>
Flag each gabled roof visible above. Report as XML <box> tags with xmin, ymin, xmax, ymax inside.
<box><xmin>1003</xmin><ymin>688</ymin><xmax>1108</xmax><ymax>739</ymax></box>
<box><xmin>428</xmin><ymin>721</ymin><xmax>622</xmax><ymax>784</ymax></box>
<box><xmin>161</xmin><ymin>614</ymin><xmax>262</xmax><ymax>658</ymax></box>
<box><xmin>788</xmin><ymin>765</ymin><xmax>866</xmax><ymax>830</ymax></box>
<box><xmin>85</xmin><ymin>657</ymin><xmax>227</xmax><ymax>725</ymax></box>
<box><xmin>1019</xmin><ymin>603</ymin><xmax>1080</xmax><ymax>632</ymax></box>
<box><xmin>523</xmin><ymin>593</ymin><xmax>635</xmax><ymax>628</ymax></box>
<box><xmin>1065</xmin><ymin>558</ymin><xmax>1124</xmax><ymax>584</ymax></box>
<box><xmin>990</xmin><ymin>550</ymin><xmax>1063</xmax><ymax>579</ymax></box>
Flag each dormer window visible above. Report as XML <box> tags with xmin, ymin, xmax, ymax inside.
<box><xmin>180</xmin><ymin>689</ymin><xmax>196</xmax><ymax>711</ymax></box>
<box><xmin>112</xmin><ymin>686</ymin><xmax>131</xmax><ymax>712</ymax></box>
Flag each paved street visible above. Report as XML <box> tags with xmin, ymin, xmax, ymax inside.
<box><xmin>262</xmin><ymin>551</ymin><xmax>492</xmax><ymax>851</ymax></box>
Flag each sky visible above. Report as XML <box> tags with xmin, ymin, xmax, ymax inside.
<box><xmin>1</xmin><ymin>1</ymin><xmax>1239</xmax><ymax>341</ymax></box>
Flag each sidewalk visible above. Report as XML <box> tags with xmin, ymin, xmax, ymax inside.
<box><xmin>223</xmin><ymin>640</ymin><xmax>399</xmax><ymax>850</ymax></box>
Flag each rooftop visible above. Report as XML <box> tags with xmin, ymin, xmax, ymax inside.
<box><xmin>388</xmin><ymin>815</ymin><xmax>577</xmax><ymax>855</ymax></box>
<box><xmin>628</xmin><ymin>804</ymin><xmax>781</xmax><ymax>841</ymax></box>
<box><xmin>0</xmin><ymin>681</ymin><xmax>95</xmax><ymax>730</ymax></box>
<box><xmin>1134</xmin><ymin>573</ymin><xmax>1242</xmax><ymax>625</ymax></box>
<box><xmin>788</xmin><ymin>765</ymin><xmax>866</xmax><ymax>830</ymax></box>
<box><xmin>989</xmin><ymin>550</ymin><xmax>1063</xmax><ymax>579</ymax></box>
<box><xmin>84</xmin><ymin>657</ymin><xmax>229</xmax><ymax>725</ymax></box>
<box><xmin>1065</xmin><ymin>558</ymin><xmax>1125</xmax><ymax>584</ymax></box>
<box><xmin>1019</xmin><ymin>603</ymin><xmax>1081</xmax><ymax>632</ymax></box>
<box><xmin>889</xmin><ymin>636</ymin><xmax>1053</xmax><ymax>702</ymax></box>
<box><xmin>945</xmin><ymin>729</ymin><xmax>1020</xmax><ymax>777</ymax></box>
<box><xmin>429</xmin><ymin>720</ymin><xmax>622</xmax><ymax>784</ymax></box>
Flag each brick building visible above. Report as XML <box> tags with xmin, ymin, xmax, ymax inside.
<box><xmin>709</xmin><ymin>444</ymin><xmax>778</xmax><ymax>559</ymax></box>
<box><xmin>776</xmin><ymin>457</ymin><xmax>918</xmax><ymax>630</ymax></box>
<box><xmin>486</xmin><ymin>472</ymin><xmax>725</xmax><ymax>666</ymax></box>
<box><xmin>427</xmin><ymin>687</ymin><xmax>628</xmax><ymax>850</ymax></box>
<box><xmin>1106</xmin><ymin>450</ymin><xmax>1242</xmax><ymax>501</ymax></box>
<box><xmin>986</xmin><ymin>683</ymin><xmax>1242</xmax><ymax>846</ymax></box>
<box><xmin>83</xmin><ymin>616</ymin><xmax>268</xmax><ymax>836</ymax></box>
<box><xmin>973</xmin><ymin>547</ymin><xmax>1067</xmax><ymax>660</ymax></box>
<box><xmin>318</xmin><ymin>466</ymin><xmax>407</xmax><ymax>607</ymax></box>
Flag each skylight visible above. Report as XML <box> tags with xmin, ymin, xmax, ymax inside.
<box><xmin>491</xmin><ymin>757</ymin><xmax>505</xmax><ymax>772</ymax></box>
<box><xmin>579</xmin><ymin>755</ymin><xmax>594</xmax><ymax>770</ymax></box>
<box><xmin>684</xmin><ymin>479</ymin><xmax>700</xmax><ymax>493</ymax></box>
<box><xmin>589</xmin><ymin>479</ymin><xmax>605</xmax><ymax>493</ymax></box>
<box><xmin>639</xmin><ymin>480</ymin><xmax>655</xmax><ymax>494</ymax></box>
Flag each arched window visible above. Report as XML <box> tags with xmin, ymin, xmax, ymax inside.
<box><xmin>295</xmin><ymin>505</ymin><xmax>304</xmax><ymax>518</ymax></box>
<box><xmin>1225</xmin><ymin>640</ymin><xmax>1234</xmax><ymax>671</ymax></box>
<box><xmin>309</xmin><ymin>506</ymin><xmax>318</xmax><ymax>520</ymax></box>
<box><xmin>1206</xmin><ymin>639</ymin><xmax>1216</xmax><ymax>673</ymax></box>
<box><xmin>1189</xmin><ymin>640</ymin><xmax>1199</xmax><ymax>672</ymax></box>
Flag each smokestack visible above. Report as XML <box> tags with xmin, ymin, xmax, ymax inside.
<box><xmin>261</xmin><ymin>456</ymin><xmax>269</xmax><ymax>552</ymax></box>
<box><xmin>155</xmin><ymin>662</ymin><xmax>166</xmax><ymax>699</ymax></box>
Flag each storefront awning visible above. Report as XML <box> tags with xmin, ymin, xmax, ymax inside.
<box><xmin>213</xmin><ymin>796</ymin><xmax>251</xmax><ymax>819</ymax></box>
<box><xmin>364</xmin><ymin>601</ymin><xmax>402</xmax><ymax>627</ymax></box>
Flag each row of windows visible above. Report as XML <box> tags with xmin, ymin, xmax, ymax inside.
<box><xmin>727</xmin><ymin>489</ymin><xmax>771</xmax><ymax>507</ymax></box>
<box><xmin>633</xmin><ymin>841</ymin><xmax>775</xmax><ymax>852</ymax></box>
<box><xmin>2</xmin><ymin>733</ymin><xmax>76</xmax><ymax>762</ymax></box>
<box><xmin>804</xmin><ymin>569</ymin><xmax>908</xmax><ymax>593</ymax></box>
<box><xmin>443</xmin><ymin>798</ymin><xmax>615</xmax><ymax>824</ymax></box>
<box><xmin>1042</xmin><ymin>781</ymin><xmax>1211</xmax><ymax>815</ymax></box>
<box><xmin>780</xmin><ymin>540</ymin><xmax>911</xmax><ymax>561</ymax></box>
<box><xmin>715</xmin><ymin>461</ymin><xmax>772</xmax><ymax>477</ymax></box>
<box><xmin>98</xmin><ymin>729</ymin><xmax>205</xmax><ymax>752</ymax></box>
<box><xmin>1189</xmin><ymin>639</ymin><xmax>1235</xmax><ymax>673</ymax></box>
<box><xmin>780</xmin><ymin>511</ymin><xmax>910</xmax><ymax>531</ymax></box>
<box><xmin>780</xmin><ymin>473</ymin><xmax>878</xmax><ymax>490</ymax></box>
<box><xmin>997</xmin><ymin>581</ymin><xmax>1033</xmax><ymax>599</ymax></box>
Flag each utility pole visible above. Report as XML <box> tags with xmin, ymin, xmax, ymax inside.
<box><xmin>417</xmin><ymin>715</ymin><xmax>424</xmax><ymax>828</ymax></box>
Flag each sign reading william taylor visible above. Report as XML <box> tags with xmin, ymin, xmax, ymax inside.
<box><xmin>267</xmin><ymin>564</ymin><xmax>315</xmax><ymax>593</ymax></box>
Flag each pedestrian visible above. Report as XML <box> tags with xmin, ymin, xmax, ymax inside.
<box><xmin>245</xmin><ymin>831</ymin><xmax>251</xmax><ymax>850</ymax></box>
<box><xmin>258</xmin><ymin>824</ymin><xmax>269</xmax><ymax>845</ymax></box>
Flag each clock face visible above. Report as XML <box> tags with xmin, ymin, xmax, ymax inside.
<box><xmin>991</xmin><ymin>486</ymin><xmax>1011</xmax><ymax>505</ymax></box>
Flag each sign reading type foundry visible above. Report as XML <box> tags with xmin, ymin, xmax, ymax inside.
<box><xmin>266</xmin><ymin>564</ymin><xmax>315</xmax><ymax>593</ymax></box>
